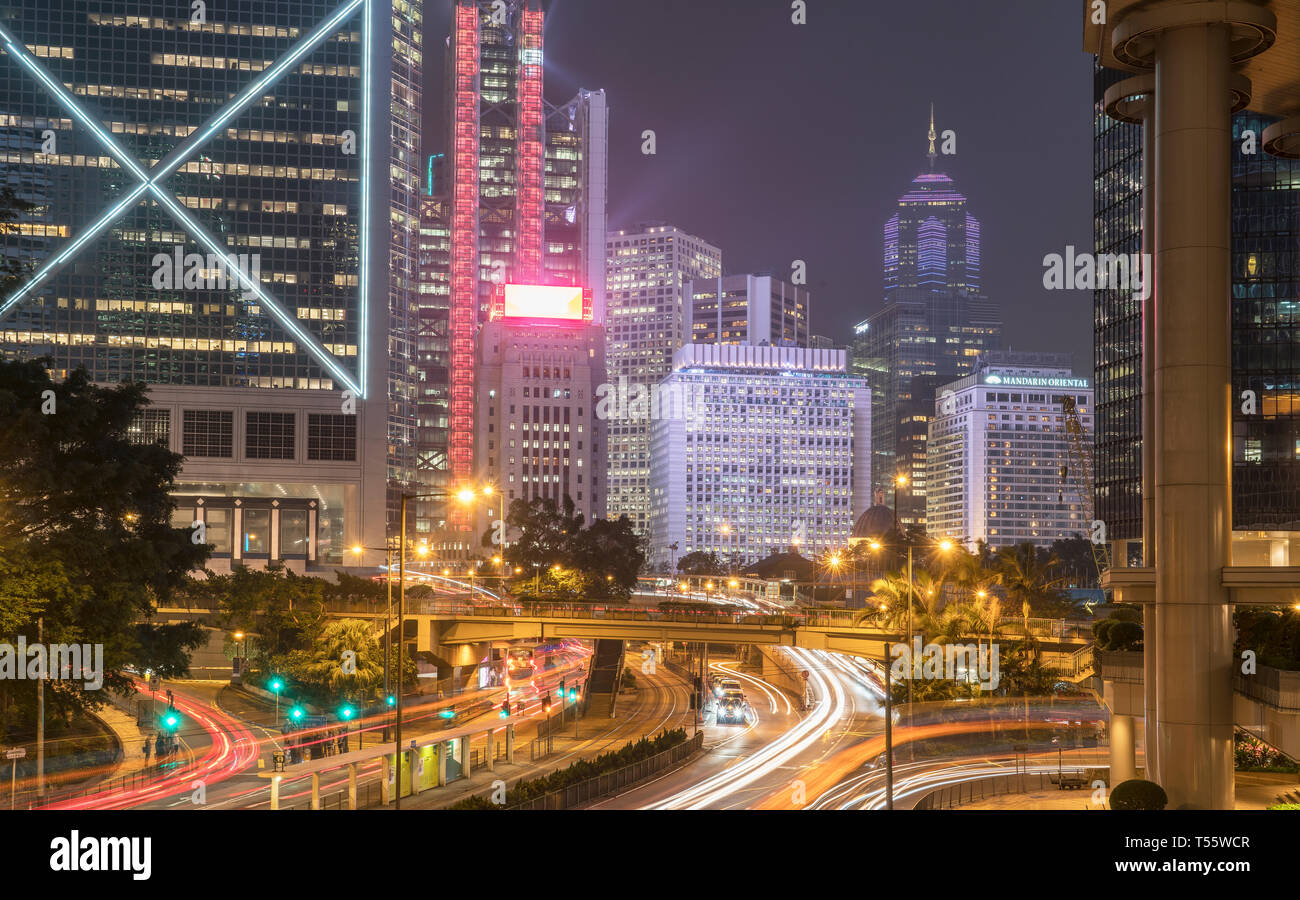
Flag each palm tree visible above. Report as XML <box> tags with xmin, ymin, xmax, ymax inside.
<box><xmin>286</xmin><ymin>618</ymin><xmax>385</xmax><ymax>699</ymax></box>
<box><xmin>858</xmin><ymin>574</ymin><xmax>909</xmax><ymax>629</ymax></box>
<box><xmin>996</xmin><ymin>542</ymin><xmax>1064</xmax><ymax>617</ymax></box>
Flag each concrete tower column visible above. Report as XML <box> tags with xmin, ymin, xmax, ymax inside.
<box><xmin>1111</xmin><ymin>0</ymin><xmax>1274</xmax><ymax>809</ymax></box>
<box><xmin>1109</xmin><ymin>713</ymin><xmax>1138</xmax><ymax>786</ymax></box>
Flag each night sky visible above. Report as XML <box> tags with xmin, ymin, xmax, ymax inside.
<box><xmin>422</xmin><ymin>0</ymin><xmax>1095</xmax><ymax>372</ymax></box>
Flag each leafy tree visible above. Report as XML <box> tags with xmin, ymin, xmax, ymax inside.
<box><xmin>570</xmin><ymin>516</ymin><xmax>645</xmax><ymax>599</ymax></box>
<box><xmin>0</xmin><ymin>186</ymin><xmax>33</xmax><ymax>296</ymax></box>
<box><xmin>505</xmin><ymin>495</ymin><xmax>643</xmax><ymax>600</ymax></box>
<box><xmin>209</xmin><ymin>564</ymin><xmax>325</xmax><ymax>669</ymax></box>
<box><xmin>0</xmin><ymin>359</ymin><xmax>210</xmax><ymax>717</ymax></box>
<box><xmin>1049</xmin><ymin>536</ymin><xmax>1100</xmax><ymax>588</ymax></box>
<box><xmin>323</xmin><ymin>570</ymin><xmax>386</xmax><ymax>606</ymax></box>
<box><xmin>676</xmin><ymin>551</ymin><xmax>726</xmax><ymax>576</ymax></box>
<box><xmin>506</xmin><ymin>495</ymin><xmax>584</xmax><ymax>570</ymax></box>
<box><xmin>133</xmin><ymin>621</ymin><xmax>208</xmax><ymax>679</ymax></box>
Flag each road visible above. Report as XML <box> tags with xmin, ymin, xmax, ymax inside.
<box><xmin>592</xmin><ymin>648</ymin><xmax>882</xmax><ymax>809</ymax></box>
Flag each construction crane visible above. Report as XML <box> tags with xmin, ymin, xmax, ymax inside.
<box><xmin>1059</xmin><ymin>395</ymin><xmax>1110</xmax><ymax>579</ymax></box>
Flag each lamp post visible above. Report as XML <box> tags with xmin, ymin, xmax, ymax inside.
<box><xmin>899</xmin><ymin>536</ymin><xmax>954</xmax><ymax>766</ymax></box>
<box><xmin>883</xmin><ymin>641</ymin><xmax>894</xmax><ymax>810</ymax></box>
<box><xmin>892</xmin><ymin>473</ymin><xmax>908</xmax><ymax>571</ymax></box>
<box><xmin>351</xmin><ymin>539</ymin><xmax>411</xmax><ymax>735</ymax></box>
<box><xmin>394</xmin><ymin>484</ymin><xmax>488</xmax><ymax>809</ymax></box>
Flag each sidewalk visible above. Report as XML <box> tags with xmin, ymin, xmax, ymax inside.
<box><xmin>959</xmin><ymin>770</ymin><xmax>1299</xmax><ymax>810</ymax></box>
<box><xmin>91</xmin><ymin>699</ymin><xmax>154</xmax><ymax>780</ymax></box>
<box><xmin>385</xmin><ymin>670</ymin><xmax>697</xmax><ymax>810</ymax></box>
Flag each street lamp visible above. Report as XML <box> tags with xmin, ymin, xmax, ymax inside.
<box><xmin>394</xmin><ymin>485</ymin><xmax>488</xmax><ymax>809</ymax></box>
<box><xmin>899</xmin><ymin>535</ymin><xmax>955</xmax><ymax>762</ymax></box>
<box><xmin>350</xmin><ymin>540</ymin><xmax>398</xmax><ymax>715</ymax></box>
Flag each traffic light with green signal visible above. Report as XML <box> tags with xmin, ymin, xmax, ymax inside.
<box><xmin>289</xmin><ymin>705</ymin><xmax>305</xmax><ymax>723</ymax></box>
<box><xmin>160</xmin><ymin>710</ymin><xmax>181</xmax><ymax>732</ymax></box>
<box><xmin>338</xmin><ymin>704</ymin><xmax>355</xmax><ymax>722</ymax></box>
<box><xmin>499</xmin><ymin>699</ymin><xmax>510</xmax><ymax>718</ymax></box>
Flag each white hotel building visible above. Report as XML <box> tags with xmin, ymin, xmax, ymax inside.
<box><xmin>926</xmin><ymin>353</ymin><xmax>1094</xmax><ymax>549</ymax></box>
<box><xmin>648</xmin><ymin>344</ymin><xmax>870</xmax><ymax>570</ymax></box>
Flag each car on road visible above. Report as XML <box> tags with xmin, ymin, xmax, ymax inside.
<box><xmin>713</xmin><ymin>678</ymin><xmax>742</xmax><ymax>698</ymax></box>
<box><xmin>715</xmin><ymin>688</ymin><xmax>748</xmax><ymax>724</ymax></box>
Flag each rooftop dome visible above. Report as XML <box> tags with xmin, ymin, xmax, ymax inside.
<box><xmin>852</xmin><ymin>505</ymin><xmax>895</xmax><ymax>539</ymax></box>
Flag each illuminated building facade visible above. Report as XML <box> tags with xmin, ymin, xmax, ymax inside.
<box><xmin>647</xmin><ymin>344</ymin><xmax>870</xmax><ymax>571</ymax></box>
<box><xmin>927</xmin><ymin>352</ymin><xmax>1092</xmax><ymax>550</ymax></box>
<box><xmin>1092</xmin><ymin>64</ymin><xmax>1300</xmax><ymax>542</ymax></box>
<box><xmin>686</xmin><ymin>273</ymin><xmax>809</xmax><ymax>347</ymax></box>
<box><xmin>420</xmin><ymin>0</ymin><xmax>606</xmax><ymax>545</ymax></box>
<box><xmin>853</xmin><ymin>289</ymin><xmax>1001</xmax><ymax>528</ymax></box>
<box><xmin>476</xmin><ymin>283</ymin><xmax>606</xmax><ymax>530</ymax></box>
<box><xmin>0</xmin><ymin>0</ymin><xmax>422</xmax><ymax>570</ymax></box>
<box><xmin>604</xmin><ymin>224</ymin><xmax>722</xmax><ymax>533</ymax></box>
<box><xmin>856</xmin><ymin>117</ymin><xmax>1000</xmax><ymax>526</ymax></box>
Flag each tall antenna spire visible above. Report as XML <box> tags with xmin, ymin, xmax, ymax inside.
<box><xmin>927</xmin><ymin>102</ymin><xmax>937</xmax><ymax>171</ymax></box>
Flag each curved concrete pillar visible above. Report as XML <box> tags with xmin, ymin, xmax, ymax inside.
<box><xmin>1111</xmin><ymin>0</ymin><xmax>1276</xmax><ymax>809</ymax></box>
<box><xmin>1110</xmin><ymin>713</ymin><xmax>1138</xmax><ymax>786</ymax></box>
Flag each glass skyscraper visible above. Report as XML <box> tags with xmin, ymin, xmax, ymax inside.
<box><xmin>1092</xmin><ymin>63</ymin><xmax>1300</xmax><ymax>542</ymax></box>
<box><xmin>418</xmin><ymin>0</ymin><xmax>606</xmax><ymax>546</ymax></box>
<box><xmin>854</xmin><ymin>129</ymin><xmax>1001</xmax><ymax>527</ymax></box>
<box><xmin>0</xmin><ymin>0</ymin><xmax>421</xmax><ymax>568</ymax></box>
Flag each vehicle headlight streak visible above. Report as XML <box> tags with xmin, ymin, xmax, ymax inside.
<box><xmin>0</xmin><ymin>0</ymin><xmax>369</xmax><ymax>397</ymax></box>
<box><xmin>646</xmin><ymin>648</ymin><xmax>847</xmax><ymax>810</ymax></box>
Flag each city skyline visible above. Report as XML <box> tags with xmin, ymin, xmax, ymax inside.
<box><xmin>421</xmin><ymin>0</ymin><xmax>1094</xmax><ymax>367</ymax></box>
<box><xmin>2</xmin><ymin>0</ymin><xmax>1300</xmax><ymax>841</ymax></box>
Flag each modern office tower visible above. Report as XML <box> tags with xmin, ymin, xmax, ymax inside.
<box><xmin>604</xmin><ymin>224</ymin><xmax>722</xmax><ymax>532</ymax></box>
<box><xmin>686</xmin><ymin>273</ymin><xmax>810</xmax><ymax>347</ymax></box>
<box><xmin>1093</xmin><ymin>63</ymin><xmax>1300</xmax><ymax>546</ymax></box>
<box><xmin>857</xmin><ymin>117</ymin><xmax>1000</xmax><ymax>527</ymax></box>
<box><xmin>415</xmin><ymin>192</ymin><xmax>455</xmax><ymax>547</ymax></box>
<box><xmin>927</xmin><ymin>352</ymin><xmax>1093</xmax><ymax>550</ymax></box>
<box><xmin>647</xmin><ymin>344</ymin><xmax>870</xmax><ymax>571</ymax></box>
<box><xmin>544</xmin><ymin>90</ymin><xmax>608</xmax><ymax>318</ymax></box>
<box><xmin>0</xmin><ymin>0</ymin><xmax>421</xmax><ymax>570</ymax></box>
<box><xmin>423</xmin><ymin>0</ymin><xmax>606</xmax><ymax>544</ymax></box>
<box><xmin>885</xmin><ymin>107</ymin><xmax>981</xmax><ymax>300</ymax></box>
<box><xmin>475</xmin><ymin>283</ymin><xmax>606</xmax><ymax>532</ymax></box>
<box><xmin>854</xmin><ymin>291</ymin><xmax>1001</xmax><ymax>528</ymax></box>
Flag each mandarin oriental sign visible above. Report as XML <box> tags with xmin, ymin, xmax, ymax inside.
<box><xmin>983</xmin><ymin>373</ymin><xmax>1090</xmax><ymax>389</ymax></box>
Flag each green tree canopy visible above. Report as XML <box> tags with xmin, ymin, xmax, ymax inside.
<box><xmin>0</xmin><ymin>359</ymin><xmax>210</xmax><ymax>718</ymax></box>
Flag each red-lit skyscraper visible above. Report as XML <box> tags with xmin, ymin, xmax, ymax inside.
<box><xmin>418</xmin><ymin>0</ymin><xmax>607</xmax><ymax>547</ymax></box>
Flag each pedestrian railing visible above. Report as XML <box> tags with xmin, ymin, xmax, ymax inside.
<box><xmin>501</xmin><ymin>731</ymin><xmax>705</xmax><ymax>810</ymax></box>
<box><xmin>913</xmin><ymin>768</ymin><xmax>1108</xmax><ymax>810</ymax></box>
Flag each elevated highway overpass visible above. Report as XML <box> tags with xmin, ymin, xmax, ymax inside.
<box><xmin>317</xmin><ymin>599</ymin><xmax>1093</xmax><ymax>664</ymax></box>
